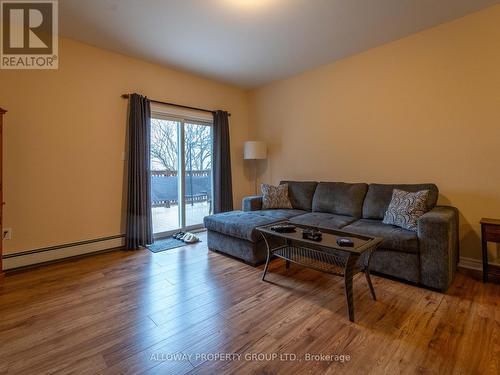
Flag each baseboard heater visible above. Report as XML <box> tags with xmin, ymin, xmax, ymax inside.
<box><xmin>2</xmin><ymin>234</ymin><xmax>125</xmax><ymax>271</ymax></box>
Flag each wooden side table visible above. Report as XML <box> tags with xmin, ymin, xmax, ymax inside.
<box><xmin>480</xmin><ymin>218</ymin><xmax>500</xmax><ymax>283</ymax></box>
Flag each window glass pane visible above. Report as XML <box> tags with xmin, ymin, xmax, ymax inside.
<box><xmin>184</xmin><ymin>122</ymin><xmax>213</xmax><ymax>227</ymax></box>
<box><xmin>150</xmin><ymin>118</ymin><xmax>180</xmax><ymax>233</ymax></box>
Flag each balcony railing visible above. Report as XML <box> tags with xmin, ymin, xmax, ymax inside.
<box><xmin>151</xmin><ymin>170</ymin><xmax>211</xmax><ymax>208</ymax></box>
<box><xmin>152</xmin><ymin>170</ymin><xmax>211</xmax><ymax>177</ymax></box>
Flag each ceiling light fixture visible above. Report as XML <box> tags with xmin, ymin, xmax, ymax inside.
<box><xmin>222</xmin><ymin>0</ymin><xmax>276</xmax><ymax>11</ymax></box>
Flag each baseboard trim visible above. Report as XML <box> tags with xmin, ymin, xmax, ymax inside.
<box><xmin>458</xmin><ymin>256</ymin><xmax>483</xmax><ymax>271</ymax></box>
<box><xmin>458</xmin><ymin>256</ymin><xmax>500</xmax><ymax>270</ymax></box>
<box><xmin>458</xmin><ymin>256</ymin><xmax>500</xmax><ymax>284</ymax></box>
<box><xmin>2</xmin><ymin>235</ymin><xmax>125</xmax><ymax>271</ymax></box>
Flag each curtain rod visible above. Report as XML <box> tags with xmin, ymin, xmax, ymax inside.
<box><xmin>121</xmin><ymin>94</ymin><xmax>231</xmax><ymax>117</ymax></box>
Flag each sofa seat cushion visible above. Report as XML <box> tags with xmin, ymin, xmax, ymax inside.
<box><xmin>257</xmin><ymin>209</ymin><xmax>308</xmax><ymax>220</ymax></box>
<box><xmin>290</xmin><ymin>212</ymin><xmax>357</xmax><ymax>230</ymax></box>
<box><xmin>204</xmin><ymin>210</ymin><xmax>306</xmax><ymax>242</ymax></box>
<box><xmin>204</xmin><ymin>211</ymin><xmax>278</xmax><ymax>242</ymax></box>
<box><xmin>342</xmin><ymin>219</ymin><xmax>418</xmax><ymax>254</ymax></box>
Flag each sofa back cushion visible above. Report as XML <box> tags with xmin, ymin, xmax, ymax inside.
<box><xmin>312</xmin><ymin>182</ymin><xmax>368</xmax><ymax>218</ymax></box>
<box><xmin>279</xmin><ymin>181</ymin><xmax>318</xmax><ymax>211</ymax></box>
<box><xmin>363</xmin><ymin>183</ymin><xmax>439</xmax><ymax>220</ymax></box>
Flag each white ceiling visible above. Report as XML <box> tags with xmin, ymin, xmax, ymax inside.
<box><xmin>59</xmin><ymin>0</ymin><xmax>499</xmax><ymax>88</ymax></box>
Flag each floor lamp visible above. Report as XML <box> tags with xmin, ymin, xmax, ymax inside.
<box><xmin>244</xmin><ymin>141</ymin><xmax>267</xmax><ymax>194</ymax></box>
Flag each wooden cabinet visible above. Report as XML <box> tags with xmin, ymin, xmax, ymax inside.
<box><xmin>0</xmin><ymin>107</ymin><xmax>5</xmax><ymax>280</ymax></box>
<box><xmin>480</xmin><ymin>218</ymin><xmax>500</xmax><ymax>283</ymax></box>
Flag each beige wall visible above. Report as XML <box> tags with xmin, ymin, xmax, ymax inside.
<box><xmin>0</xmin><ymin>37</ymin><xmax>252</xmax><ymax>255</ymax></box>
<box><xmin>249</xmin><ymin>6</ymin><xmax>500</xmax><ymax>261</ymax></box>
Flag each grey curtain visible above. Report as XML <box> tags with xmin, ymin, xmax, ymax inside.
<box><xmin>213</xmin><ymin>110</ymin><xmax>233</xmax><ymax>213</ymax></box>
<box><xmin>125</xmin><ymin>94</ymin><xmax>153</xmax><ymax>249</ymax></box>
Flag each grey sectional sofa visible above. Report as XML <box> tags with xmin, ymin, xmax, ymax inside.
<box><xmin>204</xmin><ymin>181</ymin><xmax>459</xmax><ymax>291</ymax></box>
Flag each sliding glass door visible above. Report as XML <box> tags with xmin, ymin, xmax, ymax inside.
<box><xmin>150</xmin><ymin>115</ymin><xmax>213</xmax><ymax>236</ymax></box>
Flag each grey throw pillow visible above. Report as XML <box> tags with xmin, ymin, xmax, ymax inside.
<box><xmin>383</xmin><ymin>189</ymin><xmax>430</xmax><ymax>231</ymax></box>
<box><xmin>261</xmin><ymin>183</ymin><xmax>293</xmax><ymax>209</ymax></box>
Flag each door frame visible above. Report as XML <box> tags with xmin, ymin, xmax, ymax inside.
<box><xmin>150</xmin><ymin>112</ymin><xmax>213</xmax><ymax>239</ymax></box>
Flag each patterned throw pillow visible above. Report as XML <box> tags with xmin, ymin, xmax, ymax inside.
<box><xmin>383</xmin><ymin>189</ymin><xmax>430</xmax><ymax>231</ymax></box>
<box><xmin>261</xmin><ymin>183</ymin><xmax>293</xmax><ymax>209</ymax></box>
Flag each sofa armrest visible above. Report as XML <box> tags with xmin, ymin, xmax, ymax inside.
<box><xmin>417</xmin><ymin>206</ymin><xmax>459</xmax><ymax>291</ymax></box>
<box><xmin>242</xmin><ymin>195</ymin><xmax>263</xmax><ymax>211</ymax></box>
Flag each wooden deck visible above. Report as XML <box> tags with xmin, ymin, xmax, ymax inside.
<box><xmin>152</xmin><ymin>202</ymin><xmax>210</xmax><ymax>233</ymax></box>
<box><xmin>0</xmin><ymin>232</ymin><xmax>498</xmax><ymax>374</ymax></box>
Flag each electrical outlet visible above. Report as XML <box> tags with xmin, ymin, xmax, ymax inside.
<box><xmin>3</xmin><ymin>228</ymin><xmax>12</xmax><ymax>240</ymax></box>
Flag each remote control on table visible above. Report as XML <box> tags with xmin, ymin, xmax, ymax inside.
<box><xmin>270</xmin><ymin>224</ymin><xmax>296</xmax><ymax>233</ymax></box>
<box><xmin>337</xmin><ymin>238</ymin><xmax>354</xmax><ymax>247</ymax></box>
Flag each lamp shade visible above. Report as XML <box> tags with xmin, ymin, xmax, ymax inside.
<box><xmin>244</xmin><ymin>141</ymin><xmax>267</xmax><ymax>160</ymax></box>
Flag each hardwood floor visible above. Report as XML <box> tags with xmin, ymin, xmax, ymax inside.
<box><xmin>0</xmin><ymin>232</ymin><xmax>499</xmax><ymax>374</ymax></box>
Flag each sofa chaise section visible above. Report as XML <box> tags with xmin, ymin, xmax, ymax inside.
<box><xmin>205</xmin><ymin>181</ymin><xmax>317</xmax><ymax>265</ymax></box>
<box><xmin>204</xmin><ymin>209</ymin><xmax>307</xmax><ymax>265</ymax></box>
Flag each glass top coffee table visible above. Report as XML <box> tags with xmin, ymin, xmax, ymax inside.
<box><xmin>256</xmin><ymin>221</ymin><xmax>383</xmax><ymax>322</ymax></box>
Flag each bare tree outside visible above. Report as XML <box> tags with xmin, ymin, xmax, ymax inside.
<box><xmin>151</xmin><ymin>119</ymin><xmax>178</xmax><ymax>171</ymax></box>
<box><xmin>151</xmin><ymin>119</ymin><xmax>212</xmax><ymax>172</ymax></box>
<box><xmin>185</xmin><ymin>123</ymin><xmax>212</xmax><ymax>173</ymax></box>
